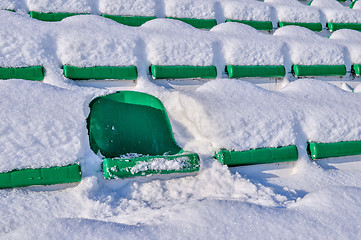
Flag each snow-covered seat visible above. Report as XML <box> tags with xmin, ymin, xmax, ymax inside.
<box><xmin>58</xmin><ymin>16</ymin><xmax>139</xmax><ymax>81</ymax></box>
<box><xmin>265</xmin><ymin>0</ymin><xmax>322</xmax><ymax>32</ymax></box>
<box><xmin>221</xmin><ymin>0</ymin><xmax>274</xmax><ymax>31</ymax></box>
<box><xmin>274</xmin><ymin>26</ymin><xmax>347</xmax><ymax>76</ymax></box>
<box><xmin>27</xmin><ymin>0</ymin><xmax>93</xmax><ymax>21</ymax></box>
<box><xmin>310</xmin><ymin>0</ymin><xmax>361</xmax><ymax>31</ymax></box>
<box><xmin>0</xmin><ymin>12</ymin><xmax>46</xmax><ymax>81</ymax></box>
<box><xmin>164</xmin><ymin>0</ymin><xmax>217</xmax><ymax>29</ymax></box>
<box><xmin>212</xmin><ymin>23</ymin><xmax>286</xmax><ymax>78</ymax></box>
<box><xmin>143</xmin><ymin>19</ymin><xmax>217</xmax><ymax>79</ymax></box>
<box><xmin>99</xmin><ymin>0</ymin><xmax>157</xmax><ymax>26</ymax></box>
<box><xmin>330</xmin><ymin>29</ymin><xmax>361</xmax><ymax>76</ymax></box>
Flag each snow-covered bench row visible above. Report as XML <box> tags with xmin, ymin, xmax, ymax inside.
<box><xmin>2</xmin><ymin>11</ymin><xmax>361</xmax><ymax>82</ymax></box>
<box><xmin>2</xmin><ymin>0</ymin><xmax>361</xmax><ymax>32</ymax></box>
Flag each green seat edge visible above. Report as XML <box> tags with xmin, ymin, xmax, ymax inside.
<box><xmin>225</xmin><ymin>19</ymin><xmax>273</xmax><ymax>31</ymax></box>
<box><xmin>0</xmin><ymin>164</ymin><xmax>81</xmax><ymax>189</ymax></box>
<box><xmin>102</xmin><ymin>152</ymin><xmax>200</xmax><ymax>179</ymax></box>
<box><xmin>88</xmin><ymin>90</ymin><xmax>167</xmax><ymax>116</ymax></box>
<box><xmin>278</xmin><ymin>22</ymin><xmax>322</xmax><ymax>32</ymax></box>
<box><xmin>87</xmin><ymin>91</ymin><xmax>182</xmax><ymax>157</ymax></box>
<box><xmin>102</xmin><ymin>15</ymin><xmax>156</xmax><ymax>26</ymax></box>
<box><xmin>0</xmin><ymin>66</ymin><xmax>44</xmax><ymax>81</ymax></box>
<box><xmin>30</xmin><ymin>11</ymin><xmax>89</xmax><ymax>21</ymax></box>
<box><xmin>353</xmin><ymin>64</ymin><xmax>361</xmax><ymax>76</ymax></box>
<box><xmin>327</xmin><ymin>22</ymin><xmax>361</xmax><ymax>31</ymax></box>
<box><xmin>150</xmin><ymin>65</ymin><xmax>217</xmax><ymax>79</ymax></box>
<box><xmin>308</xmin><ymin>141</ymin><xmax>361</xmax><ymax>159</ymax></box>
<box><xmin>226</xmin><ymin>65</ymin><xmax>285</xmax><ymax>78</ymax></box>
<box><xmin>63</xmin><ymin>66</ymin><xmax>138</xmax><ymax>80</ymax></box>
<box><xmin>350</xmin><ymin>1</ymin><xmax>357</xmax><ymax>9</ymax></box>
<box><xmin>166</xmin><ymin>17</ymin><xmax>217</xmax><ymax>29</ymax></box>
<box><xmin>292</xmin><ymin>64</ymin><xmax>347</xmax><ymax>77</ymax></box>
<box><xmin>215</xmin><ymin>145</ymin><xmax>298</xmax><ymax>166</ymax></box>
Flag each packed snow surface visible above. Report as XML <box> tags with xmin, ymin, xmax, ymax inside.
<box><xmin>2</xmin><ymin>5</ymin><xmax>361</xmax><ymax>240</ymax></box>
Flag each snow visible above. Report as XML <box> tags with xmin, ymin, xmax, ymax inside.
<box><xmin>330</xmin><ymin>29</ymin><xmax>361</xmax><ymax>64</ymax></box>
<box><xmin>142</xmin><ymin>19</ymin><xmax>215</xmax><ymax>66</ymax></box>
<box><xmin>0</xmin><ymin>80</ymin><xmax>87</xmax><ymax>172</ymax></box>
<box><xmin>310</xmin><ymin>0</ymin><xmax>361</xmax><ymax>23</ymax></box>
<box><xmin>212</xmin><ymin>23</ymin><xmax>285</xmax><ymax>65</ymax></box>
<box><xmin>26</xmin><ymin>0</ymin><xmax>96</xmax><ymax>14</ymax></box>
<box><xmin>353</xmin><ymin>1</ymin><xmax>361</xmax><ymax>10</ymax></box>
<box><xmin>0</xmin><ymin>12</ymin><xmax>49</xmax><ymax>68</ymax></box>
<box><xmin>2</xmin><ymin>3</ymin><xmax>361</xmax><ymax>240</ymax></box>
<box><xmin>57</xmin><ymin>16</ymin><xmax>139</xmax><ymax>67</ymax></box>
<box><xmin>164</xmin><ymin>0</ymin><xmax>216</xmax><ymax>19</ymax></box>
<box><xmin>98</xmin><ymin>0</ymin><xmax>157</xmax><ymax>16</ymax></box>
<box><xmin>265</xmin><ymin>0</ymin><xmax>321</xmax><ymax>23</ymax></box>
<box><xmin>274</xmin><ymin>26</ymin><xmax>345</xmax><ymax>67</ymax></box>
<box><xmin>220</xmin><ymin>0</ymin><xmax>273</xmax><ymax>22</ymax></box>
<box><xmin>129</xmin><ymin>156</ymin><xmax>192</xmax><ymax>174</ymax></box>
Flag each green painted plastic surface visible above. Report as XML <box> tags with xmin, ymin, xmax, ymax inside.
<box><xmin>278</xmin><ymin>22</ymin><xmax>322</xmax><ymax>32</ymax></box>
<box><xmin>215</xmin><ymin>145</ymin><xmax>298</xmax><ymax>166</ymax></box>
<box><xmin>103</xmin><ymin>152</ymin><xmax>200</xmax><ymax>178</ymax></box>
<box><xmin>167</xmin><ymin>17</ymin><xmax>217</xmax><ymax>29</ymax></box>
<box><xmin>0</xmin><ymin>66</ymin><xmax>44</xmax><ymax>81</ymax></box>
<box><xmin>63</xmin><ymin>66</ymin><xmax>137</xmax><ymax>80</ymax></box>
<box><xmin>350</xmin><ymin>1</ymin><xmax>357</xmax><ymax>9</ymax></box>
<box><xmin>226</xmin><ymin>19</ymin><xmax>273</xmax><ymax>31</ymax></box>
<box><xmin>226</xmin><ymin>65</ymin><xmax>285</xmax><ymax>78</ymax></box>
<box><xmin>30</xmin><ymin>11</ymin><xmax>88</xmax><ymax>21</ymax></box>
<box><xmin>150</xmin><ymin>65</ymin><xmax>217</xmax><ymax>79</ymax></box>
<box><xmin>88</xmin><ymin>91</ymin><xmax>182</xmax><ymax>157</ymax></box>
<box><xmin>353</xmin><ymin>64</ymin><xmax>361</xmax><ymax>76</ymax></box>
<box><xmin>327</xmin><ymin>22</ymin><xmax>361</xmax><ymax>31</ymax></box>
<box><xmin>309</xmin><ymin>141</ymin><xmax>361</xmax><ymax>159</ymax></box>
<box><xmin>292</xmin><ymin>65</ymin><xmax>346</xmax><ymax>77</ymax></box>
<box><xmin>0</xmin><ymin>164</ymin><xmax>81</xmax><ymax>189</ymax></box>
<box><xmin>102</xmin><ymin>15</ymin><xmax>156</xmax><ymax>26</ymax></box>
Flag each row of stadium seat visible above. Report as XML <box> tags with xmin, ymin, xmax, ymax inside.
<box><xmin>3</xmin><ymin>0</ymin><xmax>361</xmax><ymax>32</ymax></box>
<box><xmin>0</xmin><ymin>64</ymin><xmax>358</xmax><ymax>81</ymax></box>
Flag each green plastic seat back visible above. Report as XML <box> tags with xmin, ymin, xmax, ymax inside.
<box><xmin>87</xmin><ymin>91</ymin><xmax>182</xmax><ymax>158</ymax></box>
